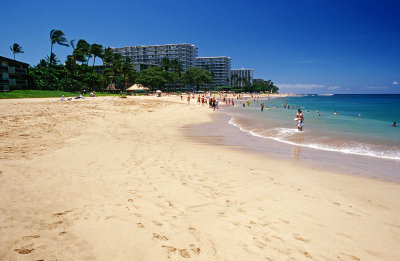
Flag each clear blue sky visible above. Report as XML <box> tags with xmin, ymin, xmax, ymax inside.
<box><xmin>1</xmin><ymin>0</ymin><xmax>399</xmax><ymax>94</ymax></box>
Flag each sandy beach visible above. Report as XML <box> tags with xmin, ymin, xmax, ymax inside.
<box><xmin>1</xmin><ymin>95</ymin><xmax>399</xmax><ymax>261</ymax></box>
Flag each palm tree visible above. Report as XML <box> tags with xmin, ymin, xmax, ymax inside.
<box><xmin>161</xmin><ymin>58</ymin><xmax>171</xmax><ymax>72</ymax></box>
<box><xmin>90</xmin><ymin>44</ymin><xmax>103</xmax><ymax>66</ymax></box>
<box><xmin>45</xmin><ymin>53</ymin><xmax>60</xmax><ymax>65</ymax></box>
<box><xmin>75</xmin><ymin>39</ymin><xmax>90</xmax><ymax>64</ymax></box>
<box><xmin>49</xmin><ymin>29</ymin><xmax>69</xmax><ymax>66</ymax></box>
<box><xmin>170</xmin><ymin>59</ymin><xmax>183</xmax><ymax>76</ymax></box>
<box><xmin>9</xmin><ymin>43</ymin><xmax>24</xmax><ymax>60</ymax></box>
<box><xmin>121</xmin><ymin>58</ymin><xmax>135</xmax><ymax>92</ymax></box>
<box><xmin>102</xmin><ymin>47</ymin><xmax>114</xmax><ymax>66</ymax></box>
<box><xmin>230</xmin><ymin>74</ymin><xmax>239</xmax><ymax>88</ymax></box>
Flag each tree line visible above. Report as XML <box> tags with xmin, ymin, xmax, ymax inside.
<box><xmin>9</xmin><ymin>29</ymin><xmax>278</xmax><ymax>93</ymax></box>
<box><xmin>10</xmin><ymin>29</ymin><xmax>214</xmax><ymax>93</ymax></box>
<box><xmin>223</xmin><ymin>74</ymin><xmax>279</xmax><ymax>93</ymax></box>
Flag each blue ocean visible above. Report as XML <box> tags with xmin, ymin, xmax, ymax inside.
<box><xmin>223</xmin><ymin>94</ymin><xmax>400</xmax><ymax>160</ymax></box>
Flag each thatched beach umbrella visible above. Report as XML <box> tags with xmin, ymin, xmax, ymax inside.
<box><xmin>127</xmin><ymin>84</ymin><xmax>150</xmax><ymax>91</ymax></box>
<box><xmin>105</xmin><ymin>83</ymin><xmax>119</xmax><ymax>91</ymax></box>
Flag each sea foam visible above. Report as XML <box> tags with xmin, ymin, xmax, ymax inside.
<box><xmin>228</xmin><ymin>116</ymin><xmax>400</xmax><ymax>160</ymax></box>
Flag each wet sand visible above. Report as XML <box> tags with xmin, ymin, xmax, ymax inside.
<box><xmin>190</xmin><ymin>112</ymin><xmax>400</xmax><ymax>182</ymax></box>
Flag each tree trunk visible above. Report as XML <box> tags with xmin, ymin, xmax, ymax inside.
<box><xmin>50</xmin><ymin>43</ymin><xmax>53</xmax><ymax>67</ymax></box>
<box><xmin>93</xmin><ymin>56</ymin><xmax>96</xmax><ymax>67</ymax></box>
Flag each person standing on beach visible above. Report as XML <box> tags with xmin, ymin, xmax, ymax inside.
<box><xmin>261</xmin><ymin>103</ymin><xmax>264</xmax><ymax>112</ymax></box>
<box><xmin>296</xmin><ymin>109</ymin><xmax>304</xmax><ymax>131</ymax></box>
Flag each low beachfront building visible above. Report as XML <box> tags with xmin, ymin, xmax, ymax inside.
<box><xmin>195</xmin><ymin>56</ymin><xmax>231</xmax><ymax>88</ymax></box>
<box><xmin>0</xmin><ymin>56</ymin><xmax>29</xmax><ymax>91</ymax></box>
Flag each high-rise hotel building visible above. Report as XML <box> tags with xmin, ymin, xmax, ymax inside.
<box><xmin>195</xmin><ymin>57</ymin><xmax>231</xmax><ymax>87</ymax></box>
<box><xmin>113</xmin><ymin>43</ymin><xmax>198</xmax><ymax>71</ymax></box>
<box><xmin>230</xmin><ymin>68</ymin><xmax>254</xmax><ymax>86</ymax></box>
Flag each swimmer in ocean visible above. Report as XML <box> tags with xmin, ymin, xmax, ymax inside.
<box><xmin>296</xmin><ymin>109</ymin><xmax>304</xmax><ymax>131</ymax></box>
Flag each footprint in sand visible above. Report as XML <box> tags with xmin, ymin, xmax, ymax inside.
<box><xmin>293</xmin><ymin>233</ymin><xmax>311</xmax><ymax>243</ymax></box>
<box><xmin>153</xmin><ymin>233</ymin><xmax>168</xmax><ymax>241</ymax></box>
<box><xmin>279</xmin><ymin>219</ymin><xmax>290</xmax><ymax>224</ymax></box>
<box><xmin>340</xmin><ymin>252</ymin><xmax>361</xmax><ymax>260</ymax></box>
<box><xmin>179</xmin><ymin>249</ymin><xmax>191</xmax><ymax>258</ymax></box>
<box><xmin>48</xmin><ymin>220</ymin><xmax>63</xmax><ymax>230</ymax></box>
<box><xmin>53</xmin><ymin>210</ymin><xmax>72</xmax><ymax>217</ymax></box>
<box><xmin>22</xmin><ymin>235</ymin><xmax>40</xmax><ymax>239</ymax></box>
<box><xmin>189</xmin><ymin>244</ymin><xmax>201</xmax><ymax>255</ymax></box>
<box><xmin>299</xmin><ymin>250</ymin><xmax>312</xmax><ymax>258</ymax></box>
<box><xmin>162</xmin><ymin>245</ymin><xmax>176</xmax><ymax>252</ymax></box>
<box><xmin>162</xmin><ymin>245</ymin><xmax>176</xmax><ymax>258</ymax></box>
<box><xmin>136</xmin><ymin>223</ymin><xmax>145</xmax><ymax>228</ymax></box>
<box><xmin>153</xmin><ymin>221</ymin><xmax>163</xmax><ymax>226</ymax></box>
<box><xmin>15</xmin><ymin>247</ymin><xmax>33</xmax><ymax>254</ymax></box>
<box><xmin>271</xmin><ymin>235</ymin><xmax>285</xmax><ymax>243</ymax></box>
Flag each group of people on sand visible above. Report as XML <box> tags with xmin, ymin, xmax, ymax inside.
<box><xmin>185</xmin><ymin>93</ymin><xmax>222</xmax><ymax>111</ymax></box>
<box><xmin>208</xmin><ymin>97</ymin><xmax>219</xmax><ymax>111</ymax></box>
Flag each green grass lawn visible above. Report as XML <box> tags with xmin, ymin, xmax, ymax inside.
<box><xmin>0</xmin><ymin>90</ymin><xmax>122</xmax><ymax>99</ymax></box>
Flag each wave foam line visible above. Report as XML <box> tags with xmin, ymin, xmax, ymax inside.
<box><xmin>228</xmin><ymin>116</ymin><xmax>400</xmax><ymax>160</ymax></box>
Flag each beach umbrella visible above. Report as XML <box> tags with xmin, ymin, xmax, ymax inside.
<box><xmin>105</xmin><ymin>83</ymin><xmax>119</xmax><ymax>91</ymax></box>
<box><xmin>155</xmin><ymin>90</ymin><xmax>162</xmax><ymax>93</ymax></box>
<box><xmin>127</xmin><ymin>84</ymin><xmax>150</xmax><ymax>91</ymax></box>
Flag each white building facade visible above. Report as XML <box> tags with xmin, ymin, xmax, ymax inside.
<box><xmin>230</xmin><ymin>68</ymin><xmax>254</xmax><ymax>86</ymax></box>
<box><xmin>195</xmin><ymin>56</ymin><xmax>231</xmax><ymax>88</ymax></box>
<box><xmin>113</xmin><ymin>43</ymin><xmax>198</xmax><ymax>71</ymax></box>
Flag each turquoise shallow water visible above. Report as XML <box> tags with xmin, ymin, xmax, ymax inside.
<box><xmin>223</xmin><ymin>94</ymin><xmax>400</xmax><ymax>160</ymax></box>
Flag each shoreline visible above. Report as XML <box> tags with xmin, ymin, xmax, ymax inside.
<box><xmin>1</xmin><ymin>96</ymin><xmax>400</xmax><ymax>260</ymax></box>
<box><xmin>188</xmin><ymin>110</ymin><xmax>400</xmax><ymax>183</ymax></box>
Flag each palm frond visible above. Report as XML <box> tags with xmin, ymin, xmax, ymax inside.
<box><xmin>10</xmin><ymin>43</ymin><xmax>24</xmax><ymax>54</ymax></box>
<box><xmin>70</xmin><ymin>40</ymin><xmax>76</xmax><ymax>49</ymax></box>
<box><xmin>50</xmin><ymin>29</ymin><xmax>69</xmax><ymax>46</ymax></box>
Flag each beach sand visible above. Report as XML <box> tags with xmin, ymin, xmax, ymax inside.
<box><xmin>0</xmin><ymin>95</ymin><xmax>399</xmax><ymax>260</ymax></box>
